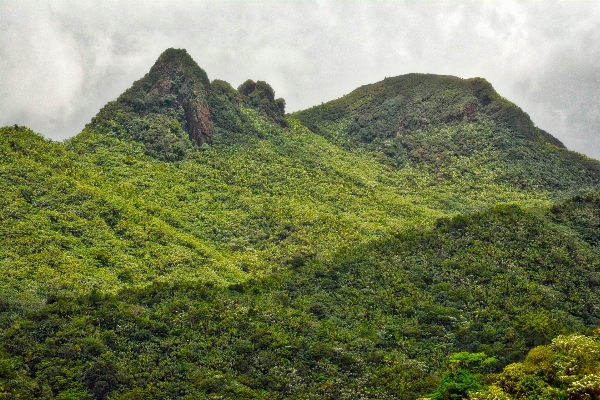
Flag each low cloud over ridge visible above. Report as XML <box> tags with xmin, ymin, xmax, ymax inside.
<box><xmin>1</xmin><ymin>0</ymin><xmax>599</xmax><ymax>158</ymax></box>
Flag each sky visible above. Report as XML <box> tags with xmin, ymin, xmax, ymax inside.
<box><xmin>1</xmin><ymin>0</ymin><xmax>599</xmax><ymax>159</ymax></box>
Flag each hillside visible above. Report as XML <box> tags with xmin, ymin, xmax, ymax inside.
<box><xmin>293</xmin><ymin>73</ymin><xmax>600</xmax><ymax>198</ymax></box>
<box><xmin>1</xmin><ymin>48</ymin><xmax>600</xmax><ymax>399</ymax></box>
<box><xmin>1</xmin><ymin>197</ymin><xmax>600</xmax><ymax>399</ymax></box>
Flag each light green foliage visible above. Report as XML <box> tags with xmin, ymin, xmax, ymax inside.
<box><xmin>461</xmin><ymin>334</ymin><xmax>600</xmax><ymax>399</ymax></box>
<box><xmin>468</xmin><ymin>386</ymin><xmax>513</xmax><ymax>400</ymax></box>
<box><xmin>0</xmin><ymin>126</ymin><xmax>245</xmax><ymax>309</ymax></box>
<box><xmin>551</xmin><ymin>335</ymin><xmax>599</xmax><ymax>381</ymax></box>
<box><xmin>567</xmin><ymin>374</ymin><xmax>600</xmax><ymax>399</ymax></box>
<box><xmin>449</xmin><ymin>353</ymin><xmax>497</xmax><ymax>372</ymax></box>
<box><xmin>428</xmin><ymin>352</ymin><xmax>497</xmax><ymax>400</ymax></box>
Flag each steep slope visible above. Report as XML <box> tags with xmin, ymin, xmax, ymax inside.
<box><xmin>0</xmin><ymin>125</ymin><xmax>247</xmax><ymax>310</ymax></box>
<box><xmin>293</xmin><ymin>74</ymin><xmax>600</xmax><ymax>198</ymax></box>
<box><xmin>1</xmin><ymin>196</ymin><xmax>599</xmax><ymax>399</ymax></box>
<box><xmin>87</xmin><ymin>48</ymin><xmax>212</xmax><ymax>160</ymax></box>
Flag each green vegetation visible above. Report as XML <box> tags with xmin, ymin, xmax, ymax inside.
<box><xmin>293</xmin><ymin>74</ymin><xmax>600</xmax><ymax>199</ymax></box>
<box><xmin>1</xmin><ymin>48</ymin><xmax>600</xmax><ymax>398</ymax></box>
<box><xmin>1</xmin><ymin>198</ymin><xmax>600</xmax><ymax>399</ymax></box>
<box><xmin>427</xmin><ymin>352</ymin><xmax>498</xmax><ymax>400</ymax></box>
<box><xmin>425</xmin><ymin>332</ymin><xmax>600</xmax><ymax>400</ymax></box>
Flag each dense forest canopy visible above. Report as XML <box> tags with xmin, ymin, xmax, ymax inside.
<box><xmin>1</xmin><ymin>48</ymin><xmax>599</xmax><ymax>399</ymax></box>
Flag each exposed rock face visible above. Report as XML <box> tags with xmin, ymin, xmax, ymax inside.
<box><xmin>87</xmin><ymin>48</ymin><xmax>291</xmax><ymax>160</ymax></box>
<box><xmin>179</xmin><ymin>83</ymin><xmax>212</xmax><ymax>145</ymax></box>
<box><xmin>146</xmin><ymin>48</ymin><xmax>213</xmax><ymax>145</ymax></box>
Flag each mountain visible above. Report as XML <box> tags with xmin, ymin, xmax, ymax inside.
<box><xmin>1</xmin><ymin>48</ymin><xmax>600</xmax><ymax>399</ymax></box>
<box><xmin>293</xmin><ymin>73</ymin><xmax>600</xmax><ymax>198</ymax></box>
<box><xmin>87</xmin><ymin>48</ymin><xmax>286</xmax><ymax>161</ymax></box>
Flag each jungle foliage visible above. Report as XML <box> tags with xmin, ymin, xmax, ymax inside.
<box><xmin>1</xmin><ymin>198</ymin><xmax>600</xmax><ymax>399</ymax></box>
<box><xmin>425</xmin><ymin>332</ymin><xmax>600</xmax><ymax>400</ymax></box>
<box><xmin>1</xmin><ymin>48</ymin><xmax>600</xmax><ymax>399</ymax></box>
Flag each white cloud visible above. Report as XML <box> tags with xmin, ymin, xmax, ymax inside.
<box><xmin>1</xmin><ymin>4</ymin><xmax>84</xmax><ymax>123</ymax></box>
<box><xmin>1</xmin><ymin>0</ymin><xmax>599</xmax><ymax>158</ymax></box>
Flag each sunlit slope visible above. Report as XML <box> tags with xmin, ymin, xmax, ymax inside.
<box><xmin>0</xmin><ymin>106</ymin><xmax>559</xmax><ymax>307</ymax></box>
<box><xmin>0</xmin><ymin>126</ymin><xmax>246</xmax><ymax>308</ymax></box>
<box><xmin>293</xmin><ymin>73</ymin><xmax>600</xmax><ymax>199</ymax></box>
<box><xmin>2</xmin><ymin>110</ymin><xmax>504</xmax><ymax>306</ymax></box>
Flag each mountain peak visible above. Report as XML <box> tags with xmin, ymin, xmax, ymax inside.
<box><xmin>86</xmin><ymin>48</ymin><xmax>213</xmax><ymax>160</ymax></box>
<box><xmin>293</xmin><ymin>73</ymin><xmax>561</xmax><ymax>147</ymax></box>
<box><xmin>147</xmin><ymin>48</ymin><xmax>210</xmax><ymax>90</ymax></box>
<box><xmin>133</xmin><ymin>48</ymin><xmax>212</xmax><ymax>146</ymax></box>
<box><xmin>85</xmin><ymin>48</ymin><xmax>290</xmax><ymax>161</ymax></box>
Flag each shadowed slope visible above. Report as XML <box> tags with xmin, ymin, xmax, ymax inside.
<box><xmin>2</xmin><ymin>195</ymin><xmax>600</xmax><ymax>399</ymax></box>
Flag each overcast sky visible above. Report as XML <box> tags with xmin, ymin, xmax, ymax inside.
<box><xmin>1</xmin><ymin>0</ymin><xmax>599</xmax><ymax>158</ymax></box>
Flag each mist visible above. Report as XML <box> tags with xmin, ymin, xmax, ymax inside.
<box><xmin>1</xmin><ymin>0</ymin><xmax>599</xmax><ymax>158</ymax></box>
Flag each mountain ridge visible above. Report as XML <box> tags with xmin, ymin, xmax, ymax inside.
<box><xmin>292</xmin><ymin>70</ymin><xmax>600</xmax><ymax>199</ymax></box>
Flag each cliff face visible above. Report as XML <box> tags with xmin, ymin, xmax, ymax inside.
<box><xmin>145</xmin><ymin>48</ymin><xmax>213</xmax><ymax>145</ymax></box>
<box><xmin>179</xmin><ymin>84</ymin><xmax>212</xmax><ymax>145</ymax></box>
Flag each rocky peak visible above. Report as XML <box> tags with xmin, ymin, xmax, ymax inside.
<box><xmin>86</xmin><ymin>48</ymin><xmax>214</xmax><ymax>160</ymax></box>
<box><xmin>237</xmin><ymin>79</ymin><xmax>286</xmax><ymax>124</ymax></box>
<box><xmin>143</xmin><ymin>48</ymin><xmax>212</xmax><ymax>145</ymax></box>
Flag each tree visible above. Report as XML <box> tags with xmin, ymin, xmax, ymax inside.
<box><xmin>429</xmin><ymin>352</ymin><xmax>497</xmax><ymax>400</ymax></box>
